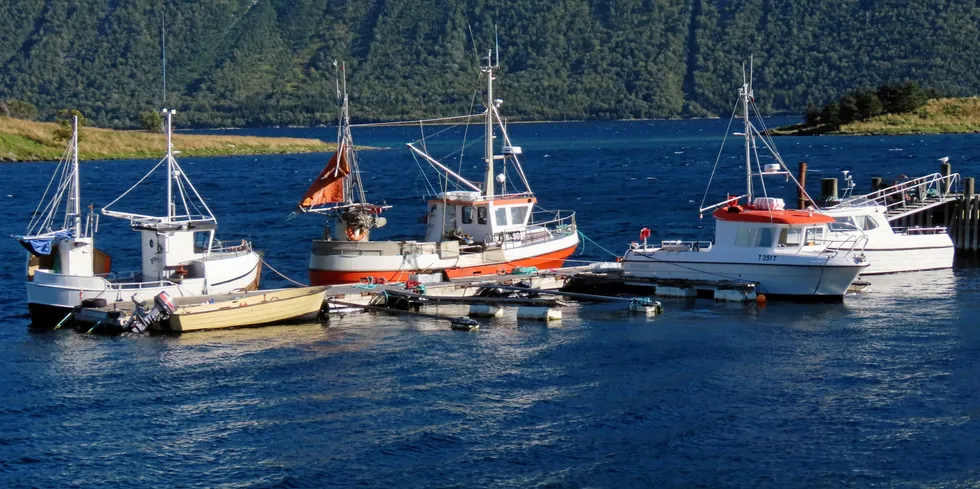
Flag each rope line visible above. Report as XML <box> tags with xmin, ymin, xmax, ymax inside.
<box><xmin>258</xmin><ymin>256</ymin><xmax>307</xmax><ymax>287</ymax></box>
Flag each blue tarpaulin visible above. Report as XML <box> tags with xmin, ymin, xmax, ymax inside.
<box><xmin>19</xmin><ymin>230</ymin><xmax>74</xmax><ymax>257</ymax></box>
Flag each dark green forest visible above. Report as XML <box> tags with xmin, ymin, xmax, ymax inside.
<box><xmin>1</xmin><ymin>0</ymin><xmax>978</xmax><ymax>128</ymax></box>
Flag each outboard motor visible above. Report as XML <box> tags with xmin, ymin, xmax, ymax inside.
<box><xmin>127</xmin><ymin>291</ymin><xmax>176</xmax><ymax>334</ymax></box>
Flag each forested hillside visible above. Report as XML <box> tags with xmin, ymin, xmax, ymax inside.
<box><xmin>1</xmin><ymin>0</ymin><xmax>978</xmax><ymax>128</ymax></box>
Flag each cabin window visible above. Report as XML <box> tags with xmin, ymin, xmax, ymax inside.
<box><xmin>494</xmin><ymin>207</ymin><xmax>509</xmax><ymax>226</ymax></box>
<box><xmin>804</xmin><ymin>227</ymin><xmax>824</xmax><ymax>245</ymax></box>
<box><xmin>735</xmin><ymin>227</ymin><xmax>776</xmax><ymax>247</ymax></box>
<box><xmin>193</xmin><ymin>231</ymin><xmax>211</xmax><ymax>253</ymax></box>
<box><xmin>510</xmin><ymin>206</ymin><xmax>529</xmax><ymax>226</ymax></box>
<box><xmin>755</xmin><ymin>227</ymin><xmax>774</xmax><ymax>247</ymax></box>
<box><xmin>863</xmin><ymin>216</ymin><xmax>879</xmax><ymax>231</ymax></box>
<box><xmin>477</xmin><ymin>207</ymin><xmax>488</xmax><ymax>224</ymax></box>
<box><xmin>778</xmin><ymin>228</ymin><xmax>802</xmax><ymax>247</ymax></box>
<box><xmin>462</xmin><ymin>206</ymin><xmax>474</xmax><ymax>224</ymax></box>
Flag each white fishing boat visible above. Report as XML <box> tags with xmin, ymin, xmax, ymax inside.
<box><xmin>22</xmin><ymin>110</ymin><xmax>261</xmax><ymax>327</ymax></box>
<box><xmin>305</xmin><ymin>55</ymin><xmax>578</xmax><ymax>285</ymax></box>
<box><xmin>621</xmin><ymin>64</ymin><xmax>868</xmax><ymax>300</ymax></box>
<box><xmin>821</xmin><ymin>170</ymin><xmax>957</xmax><ymax>275</ymax></box>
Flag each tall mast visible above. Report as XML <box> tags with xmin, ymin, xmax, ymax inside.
<box><xmin>165</xmin><ymin>109</ymin><xmax>174</xmax><ymax>222</ymax></box>
<box><xmin>71</xmin><ymin>115</ymin><xmax>81</xmax><ymax>237</ymax></box>
<box><xmin>741</xmin><ymin>64</ymin><xmax>753</xmax><ymax>202</ymax></box>
<box><xmin>483</xmin><ymin>50</ymin><xmax>495</xmax><ymax>198</ymax></box>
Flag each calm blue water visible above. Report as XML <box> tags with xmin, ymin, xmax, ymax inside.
<box><xmin>2</xmin><ymin>120</ymin><xmax>980</xmax><ymax>487</ymax></box>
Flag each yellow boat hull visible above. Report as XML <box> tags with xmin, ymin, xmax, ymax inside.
<box><xmin>157</xmin><ymin>286</ymin><xmax>328</xmax><ymax>332</ymax></box>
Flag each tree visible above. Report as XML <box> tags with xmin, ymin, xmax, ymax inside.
<box><xmin>877</xmin><ymin>81</ymin><xmax>928</xmax><ymax>114</ymax></box>
<box><xmin>854</xmin><ymin>89</ymin><xmax>884</xmax><ymax>120</ymax></box>
<box><xmin>838</xmin><ymin>93</ymin><xmax>859</xmax><ymax>124</ymax></box>
<box><xmin>53</xmin><ymin>109</ymin><xmax>87</xmax><ymax>142</ymax></box>
<box><xmin>5</xmin><ymin>99</ymin><xmax>38</xmax><ymax>120</ymax></box>
<box><xmin>820</xmin><ymin>102</ymin><xmax>840</xmax><ymax>127</ymax></box>
<box><xmin>804</xmin><ymin>102</ymin><xmax>821</xmax><ymax>125</ymax></box>
<box><xmin>139</xmin><ymin>110</ymin><xmax>163</xmax><ymax>133</ymax></box>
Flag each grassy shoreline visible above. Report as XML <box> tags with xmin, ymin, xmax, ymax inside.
<box><xmin>769</xmin><ymin>97</ymin><xmax>980</xmax><ymax>136</ymax></box>
<box><xmin>0</xmin><ymin>116</ymin><xmax>334</xmax><ymax>162</ymax></box>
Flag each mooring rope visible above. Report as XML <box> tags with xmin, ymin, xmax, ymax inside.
<box><xmin>259</xmin><ymin>256</ymin><xmax>307</xmax><ymax>287</ymax></box>
<box><xmin>577</xmin><ymin>230</ymin><xmax>620</xmax><ymax>258</ymax></box>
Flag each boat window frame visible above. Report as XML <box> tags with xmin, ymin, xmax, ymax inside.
<box><xmin>494</xmin><ymin>207</ymin><xmax>509</xmax><ymax>227</ymax></box>
<box><xmin>778</xmin><ymin>227</ymin><xmax>802</xmax><ymax>247</ymax></box>
<box><xmin>477</xmin><ymin>206</ymin><xmax>488</xmax><ymax>225</ymax></box>
<box><xmin>461</xmin><ymin>205</ymin><xmax>474</xmax><ymax>225</ymax></box>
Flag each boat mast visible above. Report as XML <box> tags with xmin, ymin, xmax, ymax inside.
<box><xmin>71</xmin><ymin>115</ymin><xmax>81</xmax><ymax>238</ymax></box>
<box><xmin>165</xmin><ymin>108</ymin><xmax>174</xmax><ymax>222</ymax></box>
<box><xmin>741</xmin><ymin>63</ymin><xmax>754</xmax><ymax>203</ymax></box>
<box><xmin>483</xmin><ymin>49</ymin><xmax>495</xmax><ymax>199</ymax></box>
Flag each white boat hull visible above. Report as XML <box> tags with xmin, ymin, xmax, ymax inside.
<box><xmin>26</xmin><ymin>251</ymin><xmax>261</xmax><ymax>326</ymax></box>
<box><xmin>622</xmin><ymin>248</ymin><xmax>867</xmax><ymax>299</ymax></box>
<box><xmin>828</xmin><ymin>235</ymin><xmax>954</xmax><ymax>275</ymax></box>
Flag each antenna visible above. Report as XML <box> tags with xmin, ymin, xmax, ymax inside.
<box><xmin>161</xmin><ymin>8</ymin><xmax>166</xmax><ymax>107</ymax></box>
<box><xmin>467</xmin><ymin>23</ymin><xmax>480</xmax><ymax>64</ymax></box>
<box><xmin>748</xmin><ymin>54</ymin><xmax>753</xmax><ymax>92</ymax></box>
<box><xmin>494</xmin><ymin>24</ymin><xmax>499</xmax><ymax>67</ymax></box>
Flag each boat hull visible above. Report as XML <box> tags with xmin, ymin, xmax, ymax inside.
<box><xmin>25</xmin><ymin>252</ymin><xmax>262</xmax><ymax>328</ymax></box>
<box><xmin>309</xmin><ymin>234</ymin><xmax>579</xmax><ymax>285</ymax></box>
<box><xmin>622</xmin><ymin>250</ymin><xmax>866</xmax><ymax>300</ymax></box>
<box><xmin>828</xmin><ymin>237</ymin><xmax>954</xmax><ymax>275</ymax></box>
<box><xmin>157</xmin><ymin>287</ymin><xmax>328</xmax><ymax>332</ymax></box>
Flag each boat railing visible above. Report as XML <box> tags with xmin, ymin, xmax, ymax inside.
<box><xmin>498</xmin><ymin>210</ymin><xmax>576</xmax><ymax>249</ymax></box>
<box><xmin>656</xmin><ymin>240</ymin><xmax>713</xmax><ymax>252</ymax></box>
<box><xmin>97</xmin><ymin>271</ymin><xmax>180</xmax><ymax>289</ymax></box>
<box><xmin>821</xmin><ymin>234</ymin><xmax>869</xmax><ymax>258</ymax></box>
<box><xmin>832</xmin><ymin>172</ymin><xmax>961</xmax><ymax>215</ymax></box>
<box><xmin>892</xmin><ymin>226</ymin><xmax>948</xmax><ymax>235</ymax></box>
<box><xmin>210</xmin><ymin>239</ymin><xmax>254</xmax><ymax>255</ymax></box>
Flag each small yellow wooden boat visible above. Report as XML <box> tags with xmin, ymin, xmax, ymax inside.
<box><xmin>153</xmin><ymin>286</ymin><xmax>328</xmax><ymax>333</ymax></box>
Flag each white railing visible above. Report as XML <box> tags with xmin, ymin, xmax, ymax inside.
<box><xmin>892</xmin><ymin>226</ymin><xmax>949</xmax><ymax>236</ymax></box>
<box><xmin>493</xmin><ymin>210</ymin><xmax>577</xmax><ymax>249</ymax></box>
<box><xmin>831</xmin><ymin>172</ymin><xmax>961</xmax><ymax>217</ymax></box>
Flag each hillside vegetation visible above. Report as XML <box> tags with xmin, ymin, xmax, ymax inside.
<box><xmin>0</xmin><ymin>117</ymin><xmax>330</xmax><ymax>162</ymax></box>
<box><xmin>1</xmin><ymin>1</ymin><xmax>979</xmax><ymax>128</ymax></box>
<box><xmin>838</xmin><ymin>98</ymin><xmax>980</xmax><ymax>135</ymax></box>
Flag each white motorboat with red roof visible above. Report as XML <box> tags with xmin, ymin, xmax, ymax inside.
<box><xmin>304</xmin><ymin>54</ymin><xmax>578</xmax><ymax>285</ymax></box>
<box><xmin>621</xmin><ymin>65</ymin><xmax>868</xmax><ymax>300</ymax></box>
<box><xmin>20</xmin><ymin>111</ymin><xmax>261</xmax><ymax>327</ymax></box>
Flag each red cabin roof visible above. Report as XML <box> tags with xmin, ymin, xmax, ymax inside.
<box><xmin>713</xmin><ymin>206</ymin><xmax>834</xmax><ymax>225</ymax></box>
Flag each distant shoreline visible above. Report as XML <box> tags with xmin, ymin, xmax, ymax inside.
<box><xmin>0</xmin><ymin>116</ymin><xmax>333</xmax><ymax>163</ymax></box>
<box><xmin>768</xmin><ymin>97</ymin><xmax>980</xmax><ymax>136</ymax></box>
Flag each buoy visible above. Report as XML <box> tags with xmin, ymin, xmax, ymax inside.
<box><xmin>450</xmin><ymin>317</ymin><xmax>480</xmax><ymax>331</ymax></box>
<box><xmin>516</xmin><ymin>306</ymin><xmax>562</xmax><ymax>321</ymax></box>
<box><xmin>756</xmin><ymin>293</ymin><xmax>767</xmax><ymax>304</ymax></box>
<box><xmin>468</xmin><ymin>305</ymin><xmax>503</xmax><ymax>318</ymax></box>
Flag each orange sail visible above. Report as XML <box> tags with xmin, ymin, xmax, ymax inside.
<box><xmin>299</xmin><ymin>141</ymin><xmax>350</xmax><ymax>210</ymax></box>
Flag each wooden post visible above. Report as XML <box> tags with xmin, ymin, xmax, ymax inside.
<box><xmin>797</xmin><ymin>161</ymin><xmax>808</xmax><ymax>209</ymax></box>
<box><xmin>821</xmin><ymin>178</ymin><xmax>838</xmax><ymax>202</ymax></box>
<box><xmin>940</xmin><ymin>162</ymin><xmax>952</xmax><ymax>194</ymax></box>
<box><xmin>963</xmin><ymin>179</ymin><xmax>975</xmax><ymax>251</ymax></box>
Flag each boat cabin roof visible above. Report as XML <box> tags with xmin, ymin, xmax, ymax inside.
<box><xmin>428</xmin><ymin>191</ymin><xmax>536</xmax><ymax>206</ymax></box>
<box><xmin>713</xmin><ymin>205</ymin><xmax>834</xmax><ymax>225</ymax></box>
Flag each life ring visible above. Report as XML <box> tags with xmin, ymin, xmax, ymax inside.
<box><xmin>346</xmin><ymin>227</ymin><xmax>366</xmax><ymax>241</ymax></box>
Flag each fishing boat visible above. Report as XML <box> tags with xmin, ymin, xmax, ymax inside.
<box><xmin>621</xmin><ymin>64</ymin><xmax>868</xmax><ymax>300</ymax></box>
<box><xmin>305</xmin><ymin>54</ymin><xmax>578</xmax><ymax>285</ymax></box>
<box><xmin>22</xmin><ymin>110</ymin><xmax>262</xmax><ymax>327</ymax></box>
<box><xmin>821</xmin><ymin>170</ymin><xmax>957</xmax><ymax>275</ymax></box>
